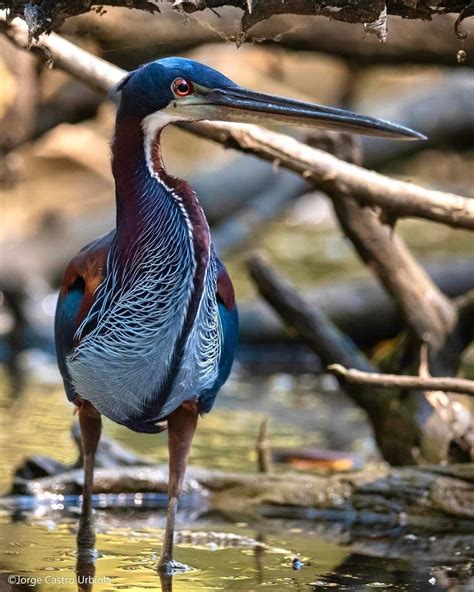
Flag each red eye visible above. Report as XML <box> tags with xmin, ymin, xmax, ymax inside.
<box><xmin>172</xmin><ymin>78</ymin><xmax>194</xmax><ymax>97</ymax></box>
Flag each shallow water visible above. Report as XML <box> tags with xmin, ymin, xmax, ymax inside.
<box><xmin>1</xmin><ymin>373</ymin><xmax>473</xmax><ymax>591</ymax></box>
<box><xmin>1</xmin><ymin>512</ymin><xmax>473</xmax><ymax>591</ymax></box>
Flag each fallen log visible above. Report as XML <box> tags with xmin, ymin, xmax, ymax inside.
<box><xmin>9</xmin><ymin>461</ymin><xmax>474</xmax><ymax>528</ymax></box>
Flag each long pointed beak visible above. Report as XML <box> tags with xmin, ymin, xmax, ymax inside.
<box><xmin>186</xmin><ymin>86</ymin><xmax>426</xmax><ymax>141</ymax></box>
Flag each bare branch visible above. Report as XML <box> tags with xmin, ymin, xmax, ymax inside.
<box><xmin>300</xmin><ymin>132</ymin><xmax>457</xmax><ymax>350</ymax></box>
<box><xmin>330</xmin><ymin>197</ymin><xmax>457</xmax><ymax>350</ymax></box>
<box><xmin>246</xmin><ymin>251</ymin><xmax>396</xmax><ymax>425</ymax></box>
<box><xmin>0</xmin><ymin>17</ymin><xmax>123</xmax><ymax>93</ymax></box>
<box><xmin>256</xmin><ymin>418</ymin><xmax>272</xmax><ymax>474</ymax></box>
<box><xmin>246</xmin><ymin>252</ymin><xmax>373</xmax><ymax>373</ymax></box>
<box><xmin>239</xmin><ymin>260</ymin><xmax>474</xmax><ymax>347</ymax></box>
<box><xmin>329</xmin><ymin>364</ymin><xmax>474</xmax><ymax>397</ymax></box>
<box><xmin>192</xmin><ymin>121</ymin><xmax>474</xmax><ymax>230</ymax></box>
<box><xmin>2</xmin><ymin>16</ymin><xmax>473</xmax><ymax>231</ymax></box>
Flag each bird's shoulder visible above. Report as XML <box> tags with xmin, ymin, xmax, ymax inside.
<box><xmin>215</xmin><ymin>258</ymin><xmax>235</xmax><ymax>311</ymax></box>
<box><xmin>61</xmin><ymin>231</ymin><xmax>115</xmax><ymax>295</ymax></box>
<box><xmin>55</xmin><ymin>231</ymin><xmax>115</xmax><ymax>397</ymax></box>
<box><xmin>59</xmin><ymin>230</ymin><xmax>115</xmax><ymax>336</ymax></box>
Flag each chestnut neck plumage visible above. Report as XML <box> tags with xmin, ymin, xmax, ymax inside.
<box><xmin>111</xmin><ymin>112</ymin><xmax>211</xmax><ymax>264</ymax></box>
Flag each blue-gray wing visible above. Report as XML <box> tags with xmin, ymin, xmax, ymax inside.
<box><xmin>55</xmin><ymin>232</ymin><xmax>114</xmax><ymax>401</ymax></box>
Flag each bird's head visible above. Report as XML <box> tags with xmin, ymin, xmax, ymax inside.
<box><xmin>115</xmin><ymin>57</ymin><xmax>425</xmax><ymax>140</ymax></box>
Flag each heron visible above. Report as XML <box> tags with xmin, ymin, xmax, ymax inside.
<box><xmin>54</xmin><ymin>57</ymin><xmax>424</xmax><ymax>572</ymax></box>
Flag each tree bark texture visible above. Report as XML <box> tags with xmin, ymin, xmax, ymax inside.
<box><xmin>4</xmin><ymin>1</ymin><xmax>474</xmax><ymax>39</ymax></box>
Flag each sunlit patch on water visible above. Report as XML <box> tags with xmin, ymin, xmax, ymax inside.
<box><xmin>1</xmin><ymin>512</ymin><xmax>473</xmax><ymax>591</ymax></box>
<box><xmin>0</xmin><ymin>514</ymin><xmax>347</xmax><ymax>591</ymax></box>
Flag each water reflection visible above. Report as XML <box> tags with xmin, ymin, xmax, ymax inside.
<box><xmin>0</xmin><ymin>509</ymin><xmax>473</xmax><ymax>591</ymax></box>
<box><xmin>76</xmin><ymin>542</ymin><xmax>96</xmax><ymax>592</ymax></box>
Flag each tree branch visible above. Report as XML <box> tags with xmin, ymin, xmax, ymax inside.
<box><xmin>301</xmin><ymin>131</ymin><xmax>457</xmax><ymax>351</ymax></box>
<box><xmin>68</xmin><ymin>10</ymin><xmax>474</xmax><ymax>68</ymax></box>
<box><xmin>238</xmin><ymin>260</ymin><xmax>474</xmax><ymax>347</ymax></box>
<box><xmin>329</xmin><ymin>365</ymin><xmax>474</xmax><ymax>396</ymax></box>
<box><xmin>246</xmin><ymin>251</ymin><xmax>393</xmax><ymax>424</ymax></box>
<box><xmin>192</xmin><ymin>121</ymin><xmax>474</xmax><ymax>230</ymax></box>
<box><xmin>246</xmin><ymin>252</ymin><xmax>473</xmax><ymax>465</ymax></box>
<box><xmin>4</xmin><ymin>0</ymin><xmax>473</xmax><ymax>39</ymax></box>
<box><xmin>331</xmin><ymin>197</ymin><xmax>457</xmax><ymax>350</ymax></box>
<box><xmin>2</xmin><ymin>16</ymin><xmax>473</xmax><ymax>231</ymax></box>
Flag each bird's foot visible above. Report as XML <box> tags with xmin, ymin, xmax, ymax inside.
<box><xmin>157</xmin><ymin>559</ymin><xmax>192</xmax><ymax>576</ymax></box>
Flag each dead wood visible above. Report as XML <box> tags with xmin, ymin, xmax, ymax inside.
<box><xmin>256</xmin><ymin>418</ymin><xmax>272</xmax><ymax>474</ymax></box>
<box><xmin>66</xmin><ymin>10</ymin><xmax>474</xmax><ymax>68</ymax></box>
<box><xmin>4</xmin><ymin>0</ymin><xmax>474</xmax><ymax>39</ymax></box>
<box><xmin>9</xmin><ymin>460</ymin><xmax>474</xmax><ymax>527</ymax></box>
<box><xmin>331</xmin><ymin>197</ymin><xmax>457</xmax><ymax>352</ymax></box>
<box><xmin>7</xmin><ymin>428</ymin><xmax>474</xmax><ymax>527</ymax></box>
<box><xmin>247</xmin><ymin>253</ymin><xmax>474</xmax><ymax>465</ymax></box>
<box><xmin>299</xmin><ymin>130</ymin><xmax>457</xmax><ymax>353</ymax></box>
<box><xmin>329</xmin><ymin>365</ymin><xmax>474</xmax><ymax>397</ymax></box>
<box><xmin>238</xmin><ymin>259</ymin><xmax>474</xmax><ymax>348</ymax></box>
<box><xmin>6</xmin><ymin>429</ymin><xmax>472</xmax><ymax>528</ymax></box>
<box><xmin>3</xmin><ymin>17</ymin><xmax>473</xmax><ymax>231</ymax></box>
<box><xmin>192</xmin><ymin>121</ymin><xmax>474</xmax><ymax>230</ymax></box>
<box><xmin>246</xmin><ymin>252</ymin><xmax>387</xmax><ymax>419</ymax></box>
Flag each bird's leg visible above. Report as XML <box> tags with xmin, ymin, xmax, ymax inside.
<box><xmin>77</xmin><ymin>400</ymin><xmax>102</xmax><ymax>550</ymax></box>
<box><xmin>158</xmin><ymin>401</ymin><xmax>198</xmax><ymax>572</ymax></box>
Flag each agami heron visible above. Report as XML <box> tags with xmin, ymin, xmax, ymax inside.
<box><xmin>55</xmin><ymin>57</ymin><xmax>424</xmax><ymax>571</ymax></box>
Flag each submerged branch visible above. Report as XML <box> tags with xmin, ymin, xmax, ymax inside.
<box><xmin>9</xmin><ymin>461</ymin><xmax>474</xmax><ymax>526</ymax></box>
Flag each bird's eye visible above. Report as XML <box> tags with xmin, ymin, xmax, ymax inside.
<box><xmin>172</xmin><ymin>78</ymin><xmax>194</xmax><ymax>97</ymax></box>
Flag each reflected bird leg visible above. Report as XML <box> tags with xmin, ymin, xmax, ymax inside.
<box><xmin>158</xmin><ymin>570</ymin><xmax>173</xmax><ymax>592</ymax></box>
<box><xmin>158</xmin><ymin>401</ymin><xmax>198</xmax><ymax>572</ymax></box>
<box><xmin>77</xmin><ymin>399</ymin><xmax>102</xmax><ymax>550</ymax></box>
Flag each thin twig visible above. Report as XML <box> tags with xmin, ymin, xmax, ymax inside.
<box><xmin>256</xmin><ymin>418</ymin><xmax>272</xmax><ymax>474</ymax></box>
<box><xmin>329</xmin><ymin>364</ymin><xmax>474</xmax><ymax>396</ymax></box>
<box><xmin>2</xmin><ymin>16</ymin><xmax>473</xmax><ymax>230</ymax></box>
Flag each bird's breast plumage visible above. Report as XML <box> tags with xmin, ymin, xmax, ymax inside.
<box><xmin>55</xmin><ymin>112</ymin><xmax>237</xmax><ymax>432</ymax></box>
<box><xmin>66</xmin><ymin>189</ymin><xmax>222</xmax><ymax>430</ymax></box>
